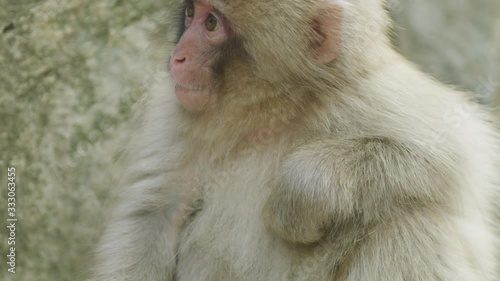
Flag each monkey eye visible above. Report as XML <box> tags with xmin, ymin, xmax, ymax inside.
<box><xmin>205</xmin><ymin>14</ymin><xmax>221</xmax><ymax>31</ymax></box>
<box><xmin>185</xmin><ymin>2</ymin><xmax>195</xmax><ymax>18</ymax></box>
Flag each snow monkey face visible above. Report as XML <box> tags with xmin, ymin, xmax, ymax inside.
<box><xmin>168</xmin><ymin>0</ymin><xmax>343</xmax><ymax>112</ymax></box>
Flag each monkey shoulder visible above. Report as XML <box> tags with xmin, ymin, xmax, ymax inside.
<box><xmin>351</xmin><ymin>60</ymin><xmax>496</xmax><ymax>161</ymax></box>
<box><xmin>282</xmin><ymin>131</ymin><xmax>476</xmax><ymax>205</ymax></box>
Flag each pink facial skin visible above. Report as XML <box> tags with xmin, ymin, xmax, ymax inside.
<box><xmin>168</xmin><ymin>0</ymin><xmax>231</xmax><ymax>111</ymax></box>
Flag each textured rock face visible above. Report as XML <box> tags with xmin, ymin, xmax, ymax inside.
<box><xmin>494</xmin><ymin>12</ymin><xmax>500</xmax><ymax>107</ymax></box>
<box><xmin>0</xmin><ymin>1</ymin><xmax>497</xmax><ymax>280</ymax></box>
<box><xmin>0</xmin><ymin>1</ymin><xmax>165</xmax><ymax>280</ymax></box>
<box><xmin>390</xmin><ymin>0</ymin><xmax>498</xmax><ymax>104</ymax></box>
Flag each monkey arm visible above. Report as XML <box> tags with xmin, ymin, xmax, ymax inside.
<box><xmin>93</xmin><ymin>173</ymin><xmax>187</xmax><ymax>281</ymax></box>
<box><xmin>94</xmin><ymin>210</ymin><xmax>176</xmax><ymax>281</ymax></box>
<box><xmin>263</xmin><ymin>137</ymin><xmax>461</xmax><ymax>244</ymax></box>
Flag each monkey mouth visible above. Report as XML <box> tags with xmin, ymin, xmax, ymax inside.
<box><xmin>175</xmin><ymin>84</ymin><xmax>201</xmax><ymax>92</ymax></box>
<box><xmin>174</xmin><ymin>84</ymin><xmax>211</xmax><ymax>111</ymax></box>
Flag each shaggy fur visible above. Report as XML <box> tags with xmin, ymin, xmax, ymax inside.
<box><xmin>93</xmin><ymin>0</ymin><xmax>499</xmax><ymax>280</ymax></box>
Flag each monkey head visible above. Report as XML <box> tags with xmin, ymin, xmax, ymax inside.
<box><xmin>167</xmin><ymin>0</ymin><xmax>391</xmax><ymax>114</ymax></box>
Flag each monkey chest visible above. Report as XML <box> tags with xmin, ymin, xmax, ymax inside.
<box><xmin>174</xmin><ymin>156</ymin><xmax>331</xmax><ymax>281</ymax></box>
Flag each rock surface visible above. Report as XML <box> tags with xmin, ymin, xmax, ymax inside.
<box><xmin>391</xmin><ymin>0</ymin><xmax>498</xmax><ymax>104</ymax></box>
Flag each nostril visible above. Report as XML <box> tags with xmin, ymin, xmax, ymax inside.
<box><xmin>175</xmin><ymin>57</ymin><xmax>186</xmax><ymax>64</ymax></box>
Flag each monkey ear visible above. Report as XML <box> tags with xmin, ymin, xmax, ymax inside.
<box><xmin>312</xmin><ymin>4</ymin><xmax>343</xmax><ymax>64</ymax></box>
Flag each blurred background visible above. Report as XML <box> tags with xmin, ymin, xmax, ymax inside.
<box><xmin>0</xmin><ymin>0</ymin><xmax>498</xmax><ymax>280</ymax></box>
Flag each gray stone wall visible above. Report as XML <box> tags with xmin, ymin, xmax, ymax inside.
<box><xmin>0</xmin><ymin>1</ymin><xmax>165</xmax><ymax>280</ymax></box>
<box><xmin>390</xmin><ymin>0</ymin><xmax>498</xmax><ymax>104</ymax></box>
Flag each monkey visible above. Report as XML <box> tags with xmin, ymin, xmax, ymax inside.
<box><xmin>93</xmin><ymin>0</ymin><xmax>499</xmax><ymax>280</ymax></box>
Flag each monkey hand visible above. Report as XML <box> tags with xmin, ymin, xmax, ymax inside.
<box><xmin>263</xmin><ymin>141</ymin><xmax>341</xmax><ymax>245</ymax></box>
